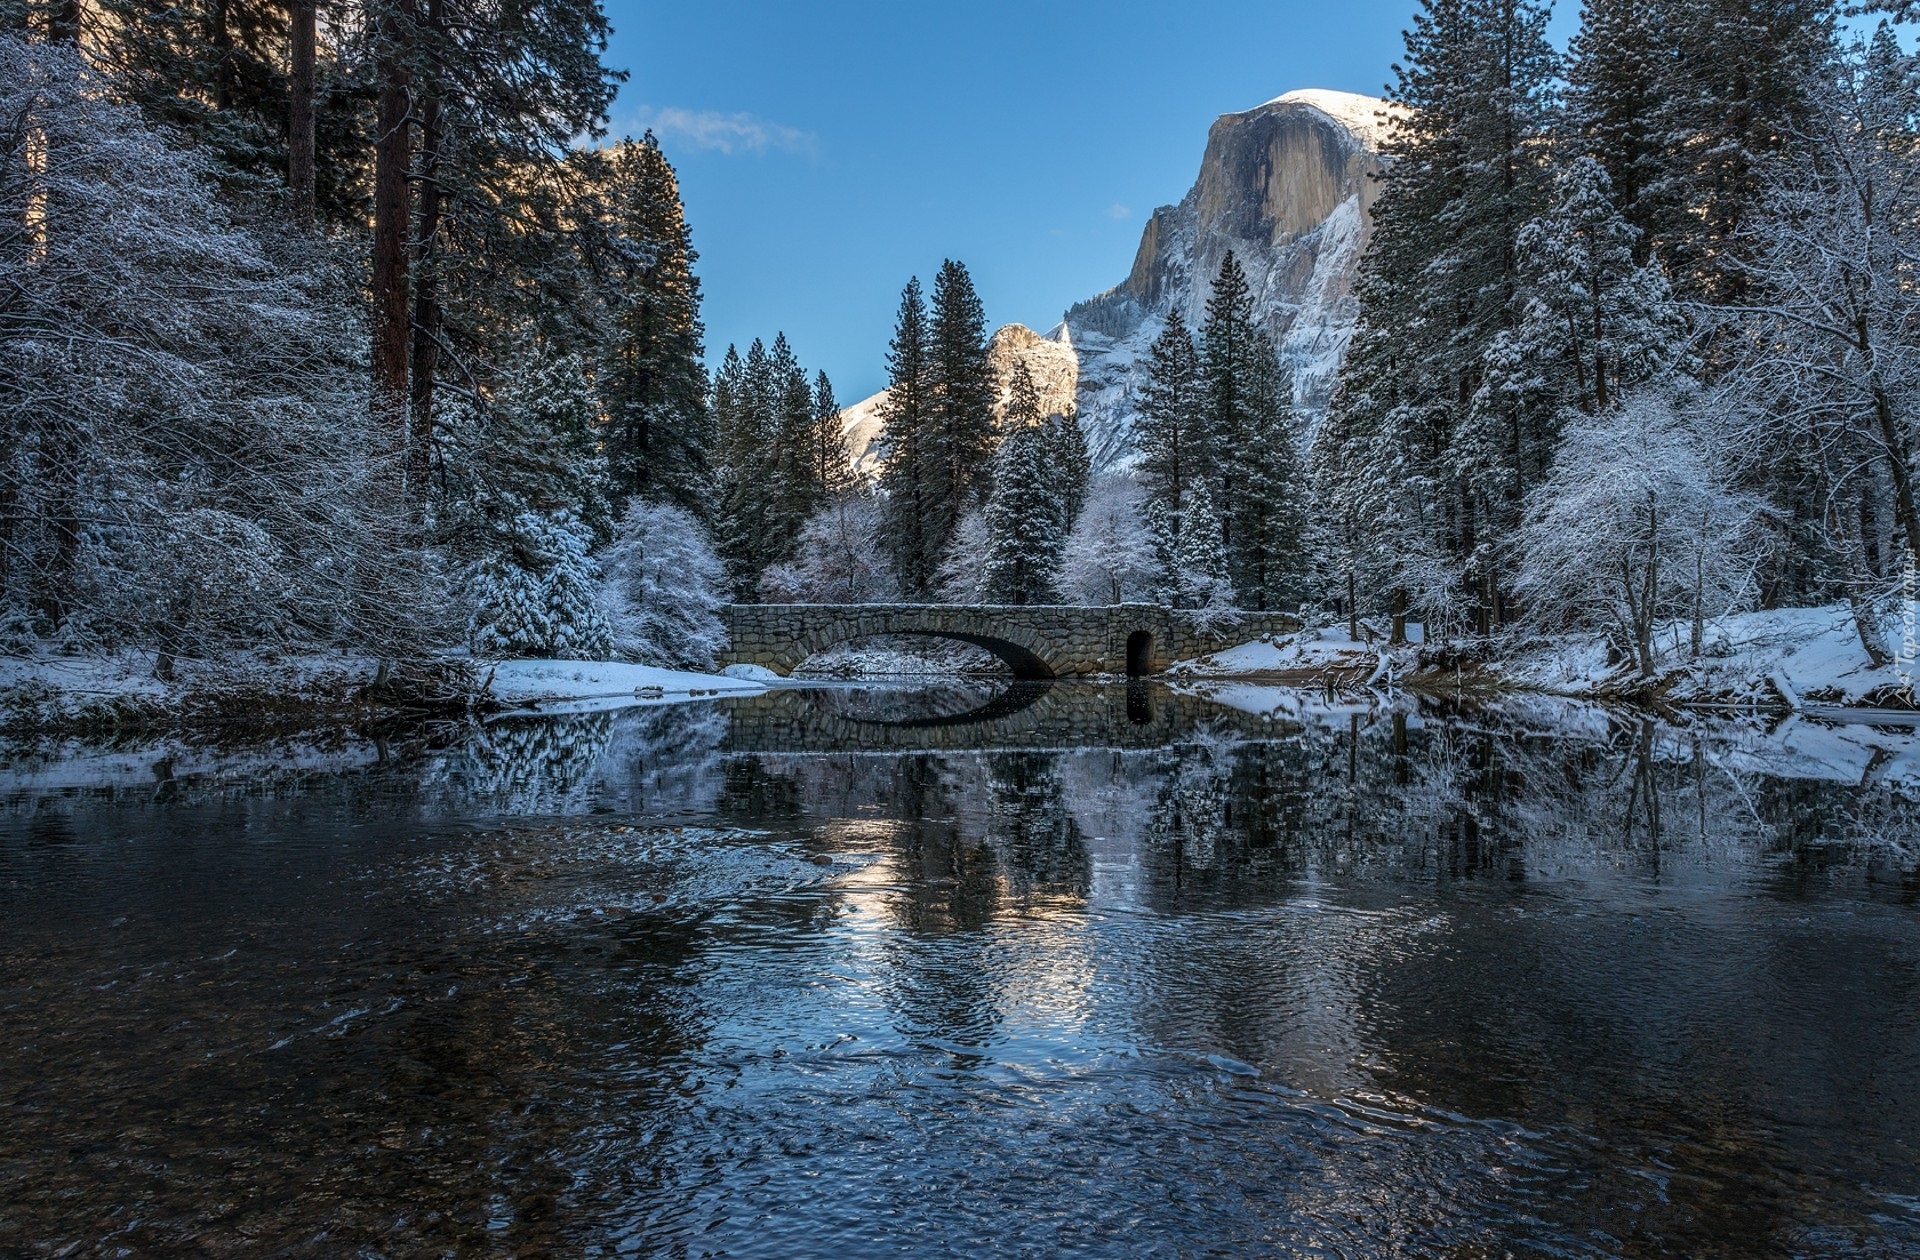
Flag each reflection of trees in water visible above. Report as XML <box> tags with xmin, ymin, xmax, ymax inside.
<box><xmin>430</xmin><ymin>712</ymin><xmax>619</xmax><ymax>815</ymax></box>
<box><xmin>980</xmin><ymin>753</ymin><xmax>1091</xmax><ymax>897</ymax></box>
<box><xmin>427</xmin><ymin>704</ymin><xmax>728</xmax><ymax>818</ymax></box>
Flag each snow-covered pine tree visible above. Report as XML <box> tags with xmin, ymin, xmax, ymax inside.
<box><xmin>1229</xmin><ymin>341</ymin><xmax>1311</xmax><ymax>611</ymax></box>
<box><xmin>1640</xmin><ymin>0</ymin><xmax>1837</xmax><ymax>303</ymax></box>
<box><xmin>878</xmin><ymin>277</ymin><xmax>939</xmax><ymax>594</ymax></box>
<box><xmin>1466</xmin><ymin>157</ymin><xmax>1687</xmax><ymax>538</ymax></box>
<box><xmin>1135</xmin><ymin>310</ymin><xmax>1205</xmax><ymax>570</ymax></box>
<box><xmin>434</xmin><ymin>340</ymin><xmax>614</xmax><ymax>550</ymax></box>
<box><xmin>713</xmin><ymin>338</ymin><xmax>780</xmax><ymax>596</ymax></box>
<box><xmin>1315</xmin><ymin>0</ymin><xmax>1558</xmax><ymax>638</ymax></box>
<box><xmin>1046</xmin><ymin>407</ymin><xmax>1092</xmax><ymax>537</ymax></box>
<box><xmin>597</xmin><ymin>132</ymin><xmax>712</xmax><ymax>514</ymax></box>
<box><xmin>979</xmin><ymin>363</ymin><xmax>1066</xmax><ymax>605</ymax></box>
<box><xmin>466</xmin><ymin>509</ymin><xmax>611</xmax><ymax>660</ymax></box>
<box><xmin>1565</xmin><ymin>0</ymin><xmax>1669</xmax><ymax>255</ymax></box>
<box><xmin>767</xmin><ymin>332</ymin><xmax>823</xmax><ymax>555</ymax></box>
<box><xmin>1199</xmin><ymin>250</ymin><xmax>1262</xmax><ymax>537</ymax></box>
<box><xmin>1171</xmin><ymin>479</ymin><xmax>1231</xmax><ymax>610</ymax></box>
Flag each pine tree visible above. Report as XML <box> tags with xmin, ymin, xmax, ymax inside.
<box><xmin>922</xmin><ymin>259</ymin><xmax>998</xmax><ymax>570</ymax></box>
<box><xmin>1135</xmin><ymin>310</ymin><xmax>1205</xmax><ymax>555</ymax></box>
<box><xmin>1565</xmin><ymin>0</ymin><xmax>1668</xmax><ymax>254</ymax></box>
<box><xmin>1640</xmin><ymin>0</ymin><xmax>1837</xmax><ymax>302</ymax></box>
<box><xmin>434</xmin><ymin>340</ymin><xmax>613</xmax><ymax>547</ymax></box>
<box><xmin>768</xmin><ymin>332</ymin><xmax>822</xmax><ymax>547</ymax></box>
<box><xmin>980</xmin><ymin>409</ymin><xmax>1066</xmax><ymax>606</ymax></box>
<box><xmin>465</xmin><ymin>509</ymin><xmax>611</xmax><ymax>659</ymax></box>
<box><xmin>1486</xmin><ymin>157</ymin><xmax>1687</xmax><ymax>431</ymax></box>
<box><xmin>1315</xmin><ymin>0</ymin><xmax>1559</xmax><ymax>636</ymax></box>
<box><xmin>713</xmin><ymin>342</ymin><xmax>773</xmax><ymax>597</ymax></box>
<box><xmin>1229</xmin><ymin>342</ymin><xmax>1311</xmax><ymax>611</ymax></box>
<box><xmin>1046</xmin><ymin>407</ymin><xmax>1092</xmax><ymax>535</ymax></box>
<box><xmin>1199</xmin><ymin>251</ymin><xmax>1261</xmax><ymax>511</ymax></box>
<box><xmin>597</xmin><ymin>132</ymin><xmax>711</xmax><ymax>514</ymax></box>
<box><xmin>810</xmin><ymin>371</ymin><xmax>855</xmax><ymax>499</ymax></box>
<box><xmin>878</xmin><ymin>278</ymin><xmax>938</xmax><ymax>594</ymax></box>
<box><xmin>1171</xmin><ymin>479</ymin><xmax>1230</xmax><ymax>609</ymax></box>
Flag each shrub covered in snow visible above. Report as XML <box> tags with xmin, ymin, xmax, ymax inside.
<box><xmin>599</xmin><ymin>499</ymin><xmax>727</xmax><ymax>668</ymax></box>
<box><xmin>1061</xmin><ymin>475</ymin><xmax>1161</xmax><ymax>605</ymax></box>
<box><xmin>759</xmin><ymin>494</ymin><xmax>898</xmax><ymax>604</ymax></box>
<box><xmin>1516</xmin><ymin>387</ymin><xmax>1770</xmax><ymax>676</ymax></box>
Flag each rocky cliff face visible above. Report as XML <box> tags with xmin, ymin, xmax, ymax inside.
<box><xmin>1066</xmin><ymin>88</ymin><xmax>1397</xmax><ymax>468</ymax></box>
<box><xmin>841</xmin><ymin>88</ymin><xmax>1396</xmax><ymax>476</ymax></box>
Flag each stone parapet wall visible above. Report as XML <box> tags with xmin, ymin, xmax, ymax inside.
<box><xmin>721</xmin><ymin>604</ymin><xmax>1300</xmax><ymax>679</ymax></box>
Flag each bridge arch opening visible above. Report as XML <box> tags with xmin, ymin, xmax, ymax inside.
<box><xmin>1126</xmin><ymin>631</ymin><xmax>1155</xmax><ymax>677</ymax></box>
<box><xmin>788</xmin><ymin>631</ymin><xmax>1055</xmax><ymax>681</ymax></box>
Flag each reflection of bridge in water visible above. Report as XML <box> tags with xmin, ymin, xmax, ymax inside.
<box><xmin>718</xmin><ymin>682</ymin><xmax>1290</xmax><ymax>756</ymax></box>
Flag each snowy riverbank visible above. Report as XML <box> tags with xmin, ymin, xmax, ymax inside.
<box><xmin>0</xmin><ymin>650</ymin><xmax>764</xmax><ymax>734</ymax></box>
<box><xmin>1170</xmin><ymin>605</ymin><xmax>1916</xmax><ymax>716</ymax></box>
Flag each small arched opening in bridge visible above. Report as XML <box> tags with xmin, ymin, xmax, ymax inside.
<box><xmin>1126</xmin><ymin>630</ymin><xmax>1155</xmax><ymax>677</ymax></box>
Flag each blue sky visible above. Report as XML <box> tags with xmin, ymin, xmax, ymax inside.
<box><xmin>599</xmin><ymin>1</ymin><xmax>1561</xmax><ymax>402</ymax></box>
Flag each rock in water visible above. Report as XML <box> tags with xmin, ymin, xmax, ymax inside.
<box><xmin>839</xmin><ymin>88</ymin><xmax>1398</xmax><ymax>477</ymax></box>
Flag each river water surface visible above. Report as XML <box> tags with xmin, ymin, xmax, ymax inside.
<box><xmin>3</xmin><ymin>681</ymin><xmax>1918</xmax><ymax>1258</ymax></box>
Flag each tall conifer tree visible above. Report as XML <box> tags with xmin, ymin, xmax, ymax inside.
<box><xmin>598</xmin><ymin>132</ymin><xmax>710</xmax><ymax>514</ymax></box>
<box><xmin>1135</xmin><ymin>310</ymin><xmax>1205</xmax><ymax>566</ymax></box>
<box><xmin>980</xmin><ymin>364</ymin><xmax>1065</xmax><ymax>605</ymax></box>
<box><xmin>1199</xmin><ymin>250</ymin><xmax>1263</xmax><ymax>550</ymax></box>
<box><xmin>810</xmin><ymin>371</ymin><xmax>854</xmax><ymax>500</ymax></box>
<box><xmin>878</xmin><ymin>278</ymin><xmax>938</xmax><ymax>594</ymax></box>
<box><xmin>926</xmin><ymin>259</ymin><xmax>997</xmax><ymax>547</ymax></box>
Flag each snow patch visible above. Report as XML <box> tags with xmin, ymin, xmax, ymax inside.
<box><xmin>482</xmin><ymin>659</ymin><xmax>764</xmax><ymax>706</ymax></box>
<box><xmin>1257</xmin><ymin>88</ymin><xmax>1405</xmax><ymax>149</ymax></box>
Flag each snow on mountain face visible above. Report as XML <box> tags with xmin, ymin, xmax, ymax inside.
<box><xmin>839</xmin><ymin>322</ymin><xmax>1080</xmax><ymax>479</ymax></box>
<box><xmin>1067</xmin><ymin>87</ymin><xmax>1398</xmax><ymax>468</ymax></box>
<box><xmin>838</xmin><ymin>88</ymin><xmax>1396</xmax><ymax>477</ymax></box>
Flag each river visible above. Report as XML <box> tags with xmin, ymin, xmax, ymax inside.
<box><xmin>2</xmin><ymin>681</ymin><xmax>1917</xmax><ymax>1258</ymax></box>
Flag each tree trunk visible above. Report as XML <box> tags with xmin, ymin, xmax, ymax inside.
<box><xmin>370</xmin><ymin>36</ymin><xmax>411</xmax><ymax>439</ymax></box>
<box><xmin>287</xmin><ymin>0</ymin><xmax>316</xmax><ymax>224</ymax></box>
<box><xmin>1389</xmin><ymin>587</ymin><xmax>1407</xmax><ymax>646</ymax></box>
<box><xmin>209</xmin><ymin>0</ymin><xmax>235</xmax><ymax>110</ymax></box>
<box><xmin>46</xmin><ymin>0</ymin><xmax>80</xmax><ymax>42</ymax></box>
<box><xmin>1868</xmin><ymin>380</ymin><xmax>1920</xmax><ymax>574</ymax></box>
<box><xmin>408</xmin><ymin>91</ymin><xmax>443</xmax><ymax>500</ymax></box>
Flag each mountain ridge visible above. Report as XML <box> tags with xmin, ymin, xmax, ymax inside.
<box><xmin>839</xmin><ymin>87</ymin><xmax>1397</xmax><ymax>475</ymax></box>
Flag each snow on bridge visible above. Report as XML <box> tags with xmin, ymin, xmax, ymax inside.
<box><xmin>720</xmin><ymin>604</ymin><xmax>1301</xmax><ymax>680</ymax></box>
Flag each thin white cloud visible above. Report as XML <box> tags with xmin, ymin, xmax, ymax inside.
<box><xmin>630</xmin><ymin>106</ymin><xmax>818</xmax><ymax>157</ymax></box>
<box><xmin>1108</xmin><ymin>203</ymin><xmax>1132</xmax><ymax>220</ymax></box>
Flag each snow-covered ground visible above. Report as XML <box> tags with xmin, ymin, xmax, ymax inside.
<box><xmin>481</xmin><ymin>659</ymin><xmax>764</xmax><ymax>711</ymax></box>
<box><xmin>0</xmin><ymin>649</ymin><xmax>767</xmax><ymax>731</ymax></box>
<box><xmin>1171</xmin><ymin>605</ymin><xmax>1916</xmax><ymax>715</ymax></box>
<box><xmin>0</xmin><ymin>649</ymin><xmax>385</xmax><ymax>730</ymax></box>
<box><xmin>1501</xmin><ymin>604</ymin><xmax>1913</xmax><ymax>710</ymax></box>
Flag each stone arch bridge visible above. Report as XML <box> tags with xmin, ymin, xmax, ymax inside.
<box><xmin>720</xmin><ymin>603</ymin><xmax>1300</xmax><ymax>680</ymax></box>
